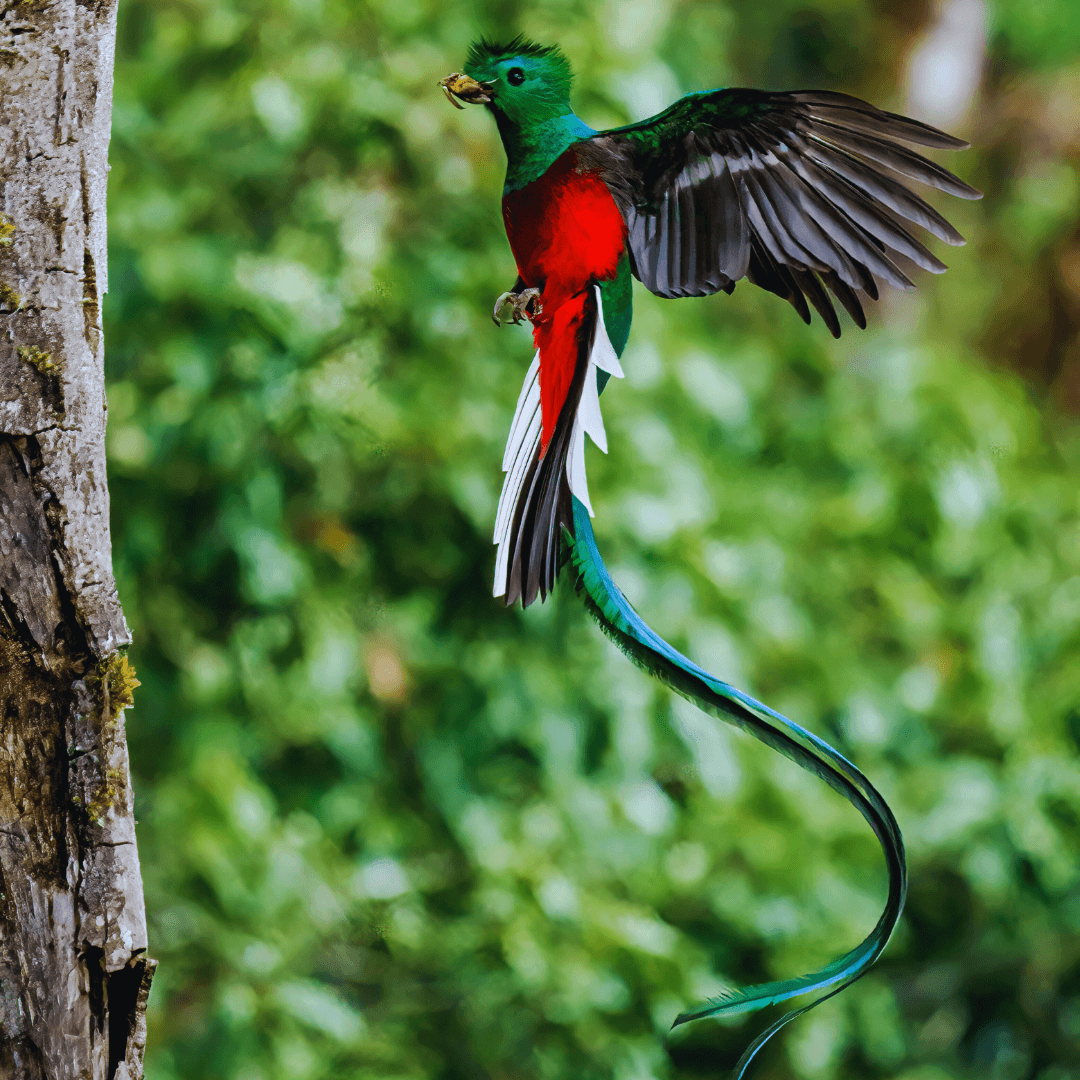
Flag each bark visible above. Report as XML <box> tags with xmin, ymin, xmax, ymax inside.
<box><xmin>0</xmin><ymin>2</ymin><xmax>154</xmax><ymax>1078</ymax></box>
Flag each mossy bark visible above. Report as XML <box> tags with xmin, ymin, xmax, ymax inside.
<box><xmin>0</xmin><ymin>2</ymin><xmax>153</xmax><ymax>1078</ymax></box>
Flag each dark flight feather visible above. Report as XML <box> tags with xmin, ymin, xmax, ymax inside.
<box><xmin>579</xmin><ymin>86</ymin><xmax>981</xmax><ymax>336</ymax></box>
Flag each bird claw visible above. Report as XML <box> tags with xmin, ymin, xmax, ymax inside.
<box><xmin>492</xmin><ymin>287</ymin><xmax>542</xmax><ymax>326</ymax></box>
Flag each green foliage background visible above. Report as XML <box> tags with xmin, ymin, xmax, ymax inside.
<box><xmin>105</xmin><ymin>0</ymin><xmax>1080</xmax><ymax>1077</ymax></box>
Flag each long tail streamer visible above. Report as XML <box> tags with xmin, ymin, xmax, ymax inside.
<box><xmin>563</xmin><ymin>497</ymin><xmax>906</xmax><ymax>1078</ymax></box>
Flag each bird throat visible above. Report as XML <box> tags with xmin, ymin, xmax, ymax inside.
<box><xmin>494</xmin><ymin>109</ymin><xmax>595</xmax><ymax>192</ymax></box>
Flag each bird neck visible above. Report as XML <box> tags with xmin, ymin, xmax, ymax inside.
<box><xmin>495</xmin><ymin>109</ymin><xmax>595</xmax><ymax>192</ymax></box>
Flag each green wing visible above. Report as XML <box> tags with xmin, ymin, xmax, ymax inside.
<box><xmin>585</xmin><ymin>88</ymin><xmax>981</xmax><ymax>336</ymax></box>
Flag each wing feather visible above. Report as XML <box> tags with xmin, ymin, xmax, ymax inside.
<box><xmin>747</xmin><ymin>234</ymin><xmax>812</xmax><ymax>326</ymax></box>
<box><xmin>778</xmin><ymin>148</ymin><xmax>947</xmax><ymax>272</ymax></box>
<box><xmin>748</xmin><ymin>150</ymin><xmax>876</xmax><ymax>291</ymax></box>
<box><xmin>819</xmin><ymin>269</ymin><xmax>867</xmax><ymax>329</ymax></box>
<box><xmin>806</xmin><ymin>120</ymin><xmax>980</xmax><ymax>198</ymax></box>
<box><xmin>788</xmin><ymin>265</ymin><xmax>841</xmax><ymax>338</ymax></box>
<box><xmin>789</xmin><ymin>130</ymin><xmax>967</xmax><ymax>244</ymax></box>
<box><xmin>749</xmin><ymin>135</ymin><xmax>913</xmax><ymax>289</ymax></box>
<box><xmin>583</xmin><ymin>85</ymin><xmax>979</xmax><ymax>334</ymax></box>
<box><xmin>790</xmin><ymin>91</ymin><xmax>970</xmax><ymax>149</ymax></box>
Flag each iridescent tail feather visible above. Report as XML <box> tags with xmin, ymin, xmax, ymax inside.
<box><xmin>491</xmin><ymin>284</ymin><xmax>906</xmax><ymax>1078</ymax></box>
<box><xmin>563</xmin><ymin>498</ymin><xmax>906</xmax><ymax>1079</ymax></box>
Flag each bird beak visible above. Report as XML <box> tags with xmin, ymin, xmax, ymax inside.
<box><xmin>439</xmin><ymin>73</ymin><xmax>492</xmax><ymax>109</ymax></box>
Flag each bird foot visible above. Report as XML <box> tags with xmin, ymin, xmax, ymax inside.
<box><xmin>493</xmin><ymin>287</ymin><xmax>542</xmax><ymax>326</ymax></box>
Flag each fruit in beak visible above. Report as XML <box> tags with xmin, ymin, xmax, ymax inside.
<box><xmin>439</xmin><ymin>72</ymin><xmax>493</xmax><ymax>109</ymax></box>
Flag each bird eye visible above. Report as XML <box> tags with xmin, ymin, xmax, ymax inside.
<box><xmin>506</xmin><ymin>67</ymin><xmax>525</xmax><ymax>86</ymax></box>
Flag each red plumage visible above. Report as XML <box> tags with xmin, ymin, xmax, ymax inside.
<box><xmin>530</xmin><ymin>291</ymin><xmax>590</xmax><ymax>456</ymax></box>
<box><xmin>502</xmin><ymin>147</ymin><xmax>625</xmax><ymax>452</ymax></box>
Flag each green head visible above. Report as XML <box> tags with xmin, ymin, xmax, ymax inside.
<box><xmin>441</xmin><ymin>37</ymin><xmax>592</xmax><ymax>189</ymax></box>
<box><xmin>464</xmin><ymin>36</ymin><xmax>575</xmax><ymax>128</ymax></box>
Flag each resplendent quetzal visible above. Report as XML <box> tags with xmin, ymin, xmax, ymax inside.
<box><xmin>442</xmin><ymin>36</ymin><xmax>979</xmax><ymax>1077</ymax></box>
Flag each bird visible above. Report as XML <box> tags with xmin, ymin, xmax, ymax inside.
<box><xmin>441</xmin><ymin>36</ymin><xmax>979</xmax><ymax>1078</ymax></box>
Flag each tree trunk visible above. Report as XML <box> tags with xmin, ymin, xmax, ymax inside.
<box><xmin>0</xmin><ymin>2</ymin><xmax>154</xmax><ymax>1078</ymax></box>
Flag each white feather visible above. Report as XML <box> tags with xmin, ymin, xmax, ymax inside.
<box><xmin>502</xmin><ymin>352</ymin><xmax>540</xmax><ymax>470</ymax></box>
<box><xmin>494</xmin><ymin>351</ymin><xmax>540</xmax><ymax>541</ymax></box>
<box><xmin>493</xmin><ymin>407</ymin><xmax>541</xmax><ymax>595</ymax></box>
<box><xmin>494</xmin><ymin>404</ymin><xmax>541</xmax><ymax>544</ymax></box>
<box><xmin>503</xmin><ymin>354</ymin><xmax>544</xmax><ymax>473</ymax></box>
<box><xmin>493</xmin><ymin>286</ymin><xmax>626</xmax><ymax>595</ymax></box>
<box><xmin>493</xmin><ymin>353</ymin><xmax>544</xmax><ymax>596</ymax></box>
<box><xmin>569</xmin><ymin>411</ymin><xmax>592</xmax><ymax>516</ymax></box>
<box><xmin>592</xmin><ymin>286</ymin><xmax>625</xmax><ymax>379</ymax></box>
<box><xmin>564</xmin><ymin>285</ymin><xmax>624</xmax><ymax>517</ymax></box>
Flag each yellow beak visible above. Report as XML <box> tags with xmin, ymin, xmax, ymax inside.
<box><xmin>439</xmin><ymin>72</ymin><xmax>493</xmax><ymax>109</ymax></box>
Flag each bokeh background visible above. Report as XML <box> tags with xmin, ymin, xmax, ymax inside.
<box><xmin>104</xmin><ymin>0</ymin><xmax>1080</xmax><ymax>1077</ymax></box>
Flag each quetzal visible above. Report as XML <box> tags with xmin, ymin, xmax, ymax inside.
<box><xmin>441</xmin><ymin>36</ymin><xmax>978</xmax><ymax>1077</ymax></box>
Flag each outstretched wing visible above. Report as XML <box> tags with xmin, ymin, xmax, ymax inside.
<box><xmin>581</xmin><ymin>88</ymin><xmax>981</xmax><ymax>336</ymax></box>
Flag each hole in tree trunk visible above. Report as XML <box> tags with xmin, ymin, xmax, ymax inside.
<box><xmin>107</xmin><ymin>957</ymin><xmax>149</xmax><ymax>1080</ymax></box>
<box><xmin>82</xmin><ymin>945</ymin><xmax>106</xmax><ymax>1036</ymax></box>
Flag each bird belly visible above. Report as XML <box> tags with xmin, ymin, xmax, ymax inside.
<box><xmin>502</xmin><ymin>151</ymin><xmax>626</xmax><ymax>311</ymax></box>
<box><xmin>502</xmin><ymin>151</ymin><xmax>626</xmax><ymax>451</ymax></box>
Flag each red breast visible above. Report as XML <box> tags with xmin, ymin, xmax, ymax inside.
<box><xmin>502</xmin><ymin>148</ymin><xmax>626</xmax><ymax>315</ymax></box>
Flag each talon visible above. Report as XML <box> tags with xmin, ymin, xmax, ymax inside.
<box><xmin>492</xmin><ymin>290</ymin><xmax>514</xmax><ymax>326</ymax></box>
<box><xmin>492</xmin><ymin>287</ymin><xmax>542</xmax><ymax>327</ymax></box>
<box><xmin>518</xmin><ymin>287</ymin><xmax>542</xmax><ymax>321</ymax></box>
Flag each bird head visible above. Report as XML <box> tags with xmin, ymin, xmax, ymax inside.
<box><xmin>441</xmin><ymin>36</ymin><xmax>573</xmax><ymax>127</ymax></box>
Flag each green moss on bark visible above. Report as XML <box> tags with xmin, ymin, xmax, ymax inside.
<box><xmin>17</xmin><ymin>346</ymin><xmax>59</xmax><ymax>375</ymax></box>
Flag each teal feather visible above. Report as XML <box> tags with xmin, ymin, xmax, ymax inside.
<box><xmin>563</xmin><ymin>497</ymin><xmax>906</xmax><ymax>1078</ymax></box>
<box><xmin>453</xmin><ymin>39</ymin><xmax>964</xmax><ymax>1073</ymax></box>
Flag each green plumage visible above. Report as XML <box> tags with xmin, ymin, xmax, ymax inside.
<box><xmin>460</xmin><ymin>37</ymin><xmax>978</xmax><ymax>327</ymax></box>
<box><xmin>609</xmin><ymin>87</ymin><xmax>776</xmax><ymax>145</ymax></box>
<box><xmin>564</xmin><ymin>501</ymin><xmax>906</xmax><ymax>1080</ymax></box>
<box><xmin>447</xmin><ymin>37</ymin><xmax>979</xmax><ymax>1077</ymax></box>
<box><xmin>465</xmin><ymin>36</ymin><xmax>590</xmax><ymax>191</ymax></box>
